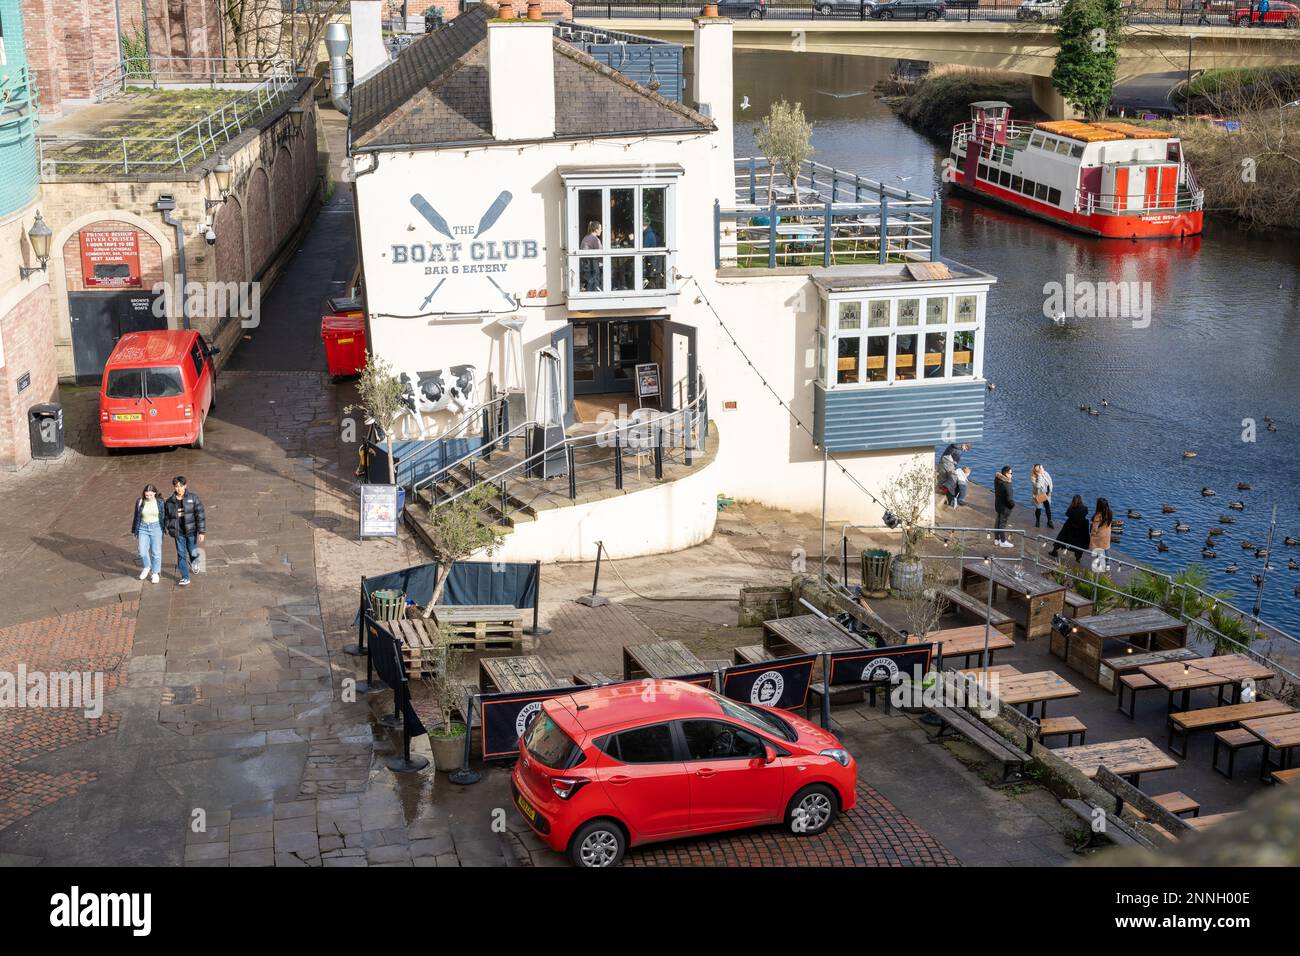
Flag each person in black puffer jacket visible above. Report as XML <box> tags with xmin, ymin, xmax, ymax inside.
<box><xmin>1050</xmin><ymin>495</ymin><xmax>1091</xmax><ymax>563</ymax></box>
<box><xmin>993</xmin><ymin>466</ymin><xmax>1016</xmax><ymax>547</ymax></box>
<box><xmin>163</xmin><ymin>476</ymin><xmax>206</xmax><ymax>586</ymax></box>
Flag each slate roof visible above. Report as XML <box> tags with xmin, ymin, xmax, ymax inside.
<box><xmin>350</xmin><ymin>4</ymin><xmax>713</xmax><ymax>150</ymax></box>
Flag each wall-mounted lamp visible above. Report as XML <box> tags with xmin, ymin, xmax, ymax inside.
<box><xmin>205</xmin><ymin>154</ymin><xmax>233</xmax><ymax>210</ymax></box>
<box><xmin>19</xmin><ymin>212</ymin><xmax>53</xmax><ymax>280</ymax></box>
<box><xmin>289</xmin><ymin>106</ymin><xmax>305</xmax><ymax>134</ymax></box>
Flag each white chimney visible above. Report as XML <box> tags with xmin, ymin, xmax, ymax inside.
<box><xmin>488</xmin><ymin>18</ymin><xmax>556</xmax><ymax>142</ymax></box>
<box><xmin>350</xmin><ymin>0</ymin><xmax>388</xmax><ymax>83</ymax></box>
<box><xmin>693</xmin><ymin>14</ymin><xmax>735</xmax><ymax>209</ymax></box>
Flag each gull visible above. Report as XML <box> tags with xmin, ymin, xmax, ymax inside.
<box><xmin>740</xmin><ymin>95</ymin><xmax>751</xmax><ymax>111</ymax></box>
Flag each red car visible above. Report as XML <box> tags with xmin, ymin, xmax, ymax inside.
<box><xmin>100</xmin><ymin>330</ymin><xmax>219</xmax><ymax>450</ymax></box>
<box><xmin>1231</xmin><ymin>1</ymin><xmax>1300</xmax><ymax>25</ymax></box>
<box><xmin>510</xmin><ymin>679</ymin><xmax>858</xmax><ymax>867</ymax></box>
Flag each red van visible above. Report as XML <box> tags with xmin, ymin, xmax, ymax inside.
<box><xmin>100</xmin><ymin>330</ymin><xmax>219</xmax><ymax>450</ymax></box>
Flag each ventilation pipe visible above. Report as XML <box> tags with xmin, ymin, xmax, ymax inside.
<box><xmin>326</xmin><ymin>22</ymin><xmax>351</xmax><ymax>115</ymax></box>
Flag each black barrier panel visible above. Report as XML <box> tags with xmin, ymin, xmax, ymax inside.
<box><xmin>720</xmin><ymin>655</ymin><xmax>816</xmax><ymax>711</ymax></box>
<box><xmin>827</xmin><ymin>643</ymin><xmax>933</xmax><ymax>687</ymax></box>
<box><xmin>369</xmin><ymin>620</ymin><xmax>427</xmax><ymax>737</ymax></box>
<box><xmin>356</xmin><ymin>559</ymin><xmax>539</xmax><ymax>625</ymax></box>
<box><xmin>479</xmin><ymin>686</ymin><xmax>590</xmax><ymax>761</ymax></box>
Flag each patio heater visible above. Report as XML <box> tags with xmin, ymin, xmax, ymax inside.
<box><xmin>497</xmin><ymin>315</ymin><xmax>529</xmax><ymax>433</ymax></box>
<box><xmin>527</xmin><ymin>347</ymin><xmax>568</xmax><ymax>479</ymax></box>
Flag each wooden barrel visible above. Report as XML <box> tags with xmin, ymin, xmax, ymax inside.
<box><xmin>738</xmin><ymin>585</ymin><xmax>793</xmax><ymax>628</ymax></box>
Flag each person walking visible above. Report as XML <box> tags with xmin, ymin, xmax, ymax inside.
<box><xmin>1089</xmin><ymin>497</ymin><xmax>1114</xmax><ymax>572</ymax></box>
<box><xmin>1050</xmin><ymin>495</ymin><xmax>1091</xmax><ymax>563</ymax></box>
<box><xmin>1030</xmin><ymin>463</ymin><xmax>1054</xmax><ymax>529</ymax></box>
<box><xmin>131</xmin><ymin>484</ymin><xmax>164</xmax><ymax>584</ymax></box>
<box><xmin>164</xmin><ymin>476</ymin><xmax>206</xmax><ymax>587</ymax></box>
<box><xmin>1197</xmin><ymin>0</ymin><xmax>1211</xmax><ymax>25</ymax></box>
<box><xmin>993</xmin><ymin>465</ymin><xmax>1016</xmax><ymax>547</ymax></box>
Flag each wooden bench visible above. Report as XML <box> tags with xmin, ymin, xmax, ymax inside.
<box><xmin>1151</xmin><ymin>791</ymin><xmax>1201</xmax><ymax>818</ymax></box>
<box><xmin>1271</xmin><ymin>767</ymin><xmax>1300</xmax><ymax>785</ymax></box>
<box><xmin>1167</xmin><ymin>698</ymin><xmax>1292</xmax><ymax>758</ymax></box>
<box><xmin>1039</xmin><ymin>715</ymin><xmax>1087</xmax><ymax>747</ymax></box>
<box><xmin>1093</xmin><ymin>766</ymin><xmax>1193</xmax><ymax>839</ymax></box>
<box><xmin>1062</xmin><ymin>589</ymin><xmax>1095</xmax><ymax>618</ymax></box>
<box><xmin>1062</xmin><ymin>798</ymin><xmax>1157</xmax><ymax>851</ymax></box>
<box><xmin>939</xmin><ymin>586</ymin><xmax>1016</xmax><ymax>637</ymax></box>
<box><xmin>1212</xmin><ymin>727</ymin><xmax>1265</xmax><ymax>778</ymax></box>
<box><xmin>733</xmin><ymin>644</ymin><xmax>773</xmax><ymax>665</ymax></box>
<box><xmin>927</xmin><ymin>703</ymin><xmax>1031</xmax><ymax>782</ymax></box>
<box><xmin>1117</xmin><ymin>673</ymin><xmax>1159</xmax><ymax>719</ymax></box>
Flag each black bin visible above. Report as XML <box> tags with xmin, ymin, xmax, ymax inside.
<box><xmin>28</xmin><ymin>403</ymin><xmax>65</xmax><ymax>460</ymax></box>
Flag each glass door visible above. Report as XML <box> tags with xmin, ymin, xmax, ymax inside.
<box><xmin>570</xmin><ymin>320</ymin><xmax>650</xmax><ymax>394</ymax></box>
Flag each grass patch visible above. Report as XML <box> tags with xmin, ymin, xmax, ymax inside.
<box><xmin>891</xmin><ymin>65</ymin><xmax>1044</xmax><ymax>140</ymax></box>
<box><xmin>1184</xmin><ymin>65</ymin><xmax>1300</xmax><ymax>102</ymax></box>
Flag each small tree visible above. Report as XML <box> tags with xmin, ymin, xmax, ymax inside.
<box><xmin>754</xmin><ymin>100</ymin><xmax>814</xmax><ymax>205</ymax></box>
<box><xmin>420</xmin><ymin>483</ymin><xmax>502</xmax><ymax>614</ymax></box>
<box><xmin>896</xmin><ymin>562</ymin><xmax>949</xmax><ymax>644</ymax></box>
<box><xmin>344</xmin><ymin>352</ymin><xmax>407</xmax><ymax>486</ymax></box>
<box><xmin>878</xmin><ymin>459</ymin><xmax>936</xmax><ymax>562</ymax></box>
<box><xmin>1050</xmin><ymin>0</ymin><xmax>1124</xmax><ymax>121</ymax></box>
<box><xmin>422</xmin><ymin>622</ymin><xmax>469</xmax><ymax>736</ymax></box>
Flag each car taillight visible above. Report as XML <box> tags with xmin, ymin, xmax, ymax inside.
<box><xmin>183</xmin><ymin>404</ymin><xmax>193</xmax><ymax>418</ymax></box>
<box><xmin>551</xmin><ymin>777</ymin><xmax>589</xmax><ymax>800</ymax></box>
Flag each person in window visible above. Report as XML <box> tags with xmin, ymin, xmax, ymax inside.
<box><xmin>1050</xmin><ymin>495</ymin><xmax>1090</xmax><ymax>564</ymax></box>
<box><xmin>1030</xmin><ymin>463</ymin><xmax>1054</xmax><ymax>529</ymax></box>
<box><xmin>164</xmin><ymin>476</ymin><xmax>206</xmax><ymax>587</ymax></box>
<box><xmin>993</xmin><ymin>466</ymin><xmax>1016</xmax><ymax>547</ymax></box>
<box><xmin>642</xmin><ymin>221</ymin><xmax>659</xmax><ymax>248</ymax></box>
<box><xmin>131</xmin><ymin>484</ymin><xmax>164</xmax><ymax>584</ymax></box>
<box><xmin>579</xmin><ymin>221</ymin><xmax>603</xmax><ymax>292</ymax></box>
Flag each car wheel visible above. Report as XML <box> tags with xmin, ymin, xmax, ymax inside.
<box><xmin>925</xmin><ymin>8</ymin><xmax>939</xmax><ymax>17</ymax></box>
<box><xmin>568</xmin><ymin>819</ymin><xmax>626</xmax><ymax>868</ymax></box>
<box><xmin>881</xmin><ymin>9</ymin><xmax>893</xmax><ymax>17</ymax></box>
<box><xmin>786</xmin><ymin>784</ymin><xmax>838</xmax><ymax>836</ymax></box>
<box><xmin>748</xmin><ymin>7</ymin><xmax>762</xmax><ymax>17</ymax></box>
<box><xmin>192</xmin><ymin>419</ymin><xmax>205</xmax><ymax>450</ymax></box>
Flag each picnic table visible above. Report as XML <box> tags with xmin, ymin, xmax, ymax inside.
<box><xmin>959</xmin><ymin>562</ymin><xmax>1065</xmax><ymax>639</ymax></box>
<box><xmin>1065</xmin><ymin>609</ymin><xmax>1189</xmax><ymax>685</ymax></box>
<box><xmin>622</xmin><ymin>640</ymin><xmax>709</xmax><ymax>682</ymax></box>
<box><xmin>1055</xmin><ymin>738</ymin><xmax>1178</xmax><ymax>786</ymax></box>
<box><xmin>960</xmin><ymin>668</ymin><xmax>1079</xmax><ymax>718</ymax></box>
<box><xmin>917</xmin><ymin>624</ymin><xmax>1015</xmax><ymax>668</ymax></box>
<box><xmin>762</xmin><ymin>614</ymin><xmax>866</xmax><ymax>657</ymax></box>
<box><xmin>478</xmin><ymin>656</ymin><xmax>569</xmax><ymax>694</ymax></box>
<box><xmin>1141</xmin><ymin>653</ymin><xmax>1276</xmax><ymax>713</ymax></box>
<box><xmin>1097</xmin><ymin>646</ymin><xmax>1201</xmax><ymax>694</ymax></box>
<box><xmin>1240</xmin><ymin>712</ymin><xmax>1300</xmax><ymax>781</ymax></box>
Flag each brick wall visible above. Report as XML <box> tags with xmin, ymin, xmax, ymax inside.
<box><xmin>60</xmin><ymin>222</ymin><xmax>165</xmax><ymax>295</ymax></box>
<box><xmin>0</xmin><ymin>285</ymin><xmax>58</xmax><ymax>471</ymax></box>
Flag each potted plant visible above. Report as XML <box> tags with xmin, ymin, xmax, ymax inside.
<box><xmin>344</xmin><ymin>351</ymin><xmax>407</xmax><ymax>498</ymax></box>
<box><xmin>423</xmin><ymin>622</ymin><xmax>469</xmax><ymax>772</ymax></box>
<box><xmin>878</xmin><ymin>459</ymin><xmax>934</xmax><ymax>592</ymax></box>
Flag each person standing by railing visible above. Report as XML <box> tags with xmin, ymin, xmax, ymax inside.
<box><xmin>993</xmin><ymin>465</ymin><xmax>1016</xmax><ymax>548</ymax></box>
<box><xmin>1050</xmin><ymin>495</ymin><xmax>1090</xmax><ymax>564</ymax></box>
<box><xmin>1030</xmin><ymin>463</ymin><xmax>1055</xmax><ymax>529</ymax></box>
<box><xmin>1089</xmin><ymin>498</ymin><xmax>1114</xmax><ymax>573</ymax></box>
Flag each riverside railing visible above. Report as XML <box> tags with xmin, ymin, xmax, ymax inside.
<box><xmin>720</xmin><ymin>157</ymin><xmax>939</xmax><ymax>268</ymax></box>
<box><xmin>39</xmin><ymin>67</ymin><xmax>298</xmax><ymax>177</ymax></box>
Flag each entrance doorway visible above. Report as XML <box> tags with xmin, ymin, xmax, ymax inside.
<box><xmin>68</xmin><ymin>290</ymin><xmax>167</xmax><ymax>384</ymax></box>
<box><xmin>571</xmin><ymin>319</ymin><xmax>651</xmax><ymax>395</ymax></box>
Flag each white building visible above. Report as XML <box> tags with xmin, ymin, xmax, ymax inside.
<box><xmin>343</xmin><ymin>2</ymin><xmax>995</xmax><ymax>562</ymax></box>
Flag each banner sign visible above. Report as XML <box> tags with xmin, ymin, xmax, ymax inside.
<box><xmin>367</xmin><ymin>619</ymin><xmax>426</xmax><ymax>737</ymax></box>
<box><xmin>720</xmin><ymin>654</ymin><xmax>816</xmax><ymax>711</ymax></box>
<box><xmin>359</xmin><ymin>484</ymin><xmax>400</xmax><ymax>538</ymax></box>
<box><xmin>479</xmin><ymin>685</ymin><xmax>589</xmax><ymax>761</ymax></box>
<box><xmin>80</xmin><ymin>230</ymin><xmax>142</xmax><ymax>288</ymax></box>
<box><xmin>827</xmin><ymin>643</ymin><xmax>934</xmax><ymax>688</ymax></box>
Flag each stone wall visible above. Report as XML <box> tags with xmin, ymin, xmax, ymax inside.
<box><xmin>0</xmin><ymin>283</ymin><xmax>59</xmax><ymax>470</ymax></box>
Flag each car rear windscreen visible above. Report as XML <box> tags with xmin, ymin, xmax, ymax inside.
<box><xmin>145</xmin><ymin>367</ymin><xmax>185</xmax><ymax>399</ymax></box>
<box><xmin>523</xmin><ymin>714</ymin><xmax>582</xmax><ymax>769</ymax></box>
<box><xmin>105</xmin><ymin>368</ymin><xmax>143</xmax><ymax>399</ymax></box>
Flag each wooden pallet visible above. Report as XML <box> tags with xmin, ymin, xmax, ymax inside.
<box><xmin>431</xmin><ymin>604</ymin><xmax>525</xmax><ymax>650</ymax></box>
<box><xmin>387</xmin><ymin>619</ymin><xmax>439</xmax><ymax>678</ymax></box>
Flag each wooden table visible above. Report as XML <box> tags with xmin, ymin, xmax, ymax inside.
<box><xmin>431</xmin><ymin>604</ymin><xmax>525</xmax><ymax>649</ymax></box>
<box><xmin>1141</xmin><ymin>653</ymin><xmax>1276</xmax><ymax>713</ymax></box>
<box><xmin>1097</xmin><ymin>646</ymin><xmax>1201</xmax><ymax>694</ymax></box>
<box><xmin>917</xmin><ymin>624</ymin><xmax>1015</xmax><ymax>668</ymax></box>
<box><xmin>1166</xmin><ymin>699</ymin><xmax>1293</xmax><ymax>758</ymax></box>
<box><xmin>1064</xmin><ymin>609</ymin><xmax>1189</xmax><ymax>686</ymax></box>
<box><xmin>1240</xmin><ymin>712</ymin><xmax>1300</xmax><ymax>782</ymax></box>
<box><xmin>762</xmin><ymin>615</ymin><xmax>866</xmax><ymax>657</ymax></box>
<box><xmin>478</xmin><ymin>656</ymin><xmax>568</xmax><ymax>694</ymax></box>
<box><xmin>1055</xmin><ymin>738</ymin><xmax>1178</xmax><ymax>786</ymax></box>
<box><xmin>622</xmin><ymin>640</ymin><xmax>709</xmax><ymax>682</ymax></box>
<box><xmin>959</xmin><ymin>562</ymin><xmax>1065</xmax><ymax>640</ymax></box>
<box><xmin>961</xmin><ymin>668</ymin><xmax>1079</xmax><ymax>718</ymax></box>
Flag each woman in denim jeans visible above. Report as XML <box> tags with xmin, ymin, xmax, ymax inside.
<box><xmin>131</xmin><ymin>484</ymin><xmax>164</xmax><ymax>584</ymax></box>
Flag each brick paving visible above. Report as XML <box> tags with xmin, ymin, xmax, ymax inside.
<box><xmin>624</xmin><ymin>784</ymin><xmax>959</xmax><ymax>867</ymax></box>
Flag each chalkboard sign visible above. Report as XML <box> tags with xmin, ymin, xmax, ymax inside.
<box><xmin>359</xmin><ymin>484</ymin><xmax>400</xmax><ymax>538</ymax></box>
<box><xmin>635</xmin><ymin>362</ymin><xmax>660</xmax><ymax>408</ymax></box>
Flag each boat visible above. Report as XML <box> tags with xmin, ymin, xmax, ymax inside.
<box><xmin>948</xmin><ymin>102</ymin><xmax>1204</xmax><ymax>239</ymax></box>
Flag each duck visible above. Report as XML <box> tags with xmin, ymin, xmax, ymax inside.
<box><xmin>1100</xmin><ymin>399</ymin><xmax>1110</xmax><ymax>407</ymax></box>
<box><xmin>1295</xmin><ymin>585</ymin><xmax>1300</xmax><ymax>596</ymax></box>
<box><xmin>1256</xmin><ymin>549</ymin><xmax>1270</xmax><ymax>559</ymax></box>
<box><xmin>1225</xmin><ymin>563</ymin><xmax>1240</xmax><ymax>573</ymax></box>
<box><xmin>1127</xmin><ymin>509</ymin><xmax>1143</xmax><ymax>519</ymax></box>
<box><xmin>1174</xmin><ymin>522</ymin><xmax>1191</xmax><ymax>533</ymax></box>
<box><xmin>1202</xmin><ymin>548</ymin><xmax>1217</xmax><ymax>559</ymax></box>
<box><xmin>1252</xmin><ymin>574</ymin><xmax>1265</xmax><ymax>586</ymax></box>
<box><xmin>1237</xmin><ymin>482</ymin><xmax>1252</xmax><ymax>491</ymax></box>
<box><xmin>986</xmin><ymin>382</ymin><xmax>996</xmax><ymax>391</ymax></box>
<box><xmin>1087</xmin><ymin>408</ymin><xmax>1100</xmax><ymax>416</ymax></box>
<box><xmin>1285</xmin><ymin>537</ymin><xmax>1299</xmax><ymax>547</ymax></box>
<box><xmin>1208</xmin><ymin>526</ymin><xmax>1226</xmax><ymax>536</ymax></box>
<box><xmin>1267</xmin><ymin>422</ymin><xmax>1277</xmax><ymax>433</ymax></box>
<box><xmin>1156</xmin><ymin>541</ymin><xmax>1170</xmax><ymax>552</ymax></box>
<box><xmin>1242</xmin><ymin>540</ymin><xmax>1258</xmax><ymax>550</ymax></box>
<box><xmin>1288</xmin><ymin>559</ymin><xmax>1299</xmax><ymax>571</ymax></box>
<box><xmin>1264</xmin><ymin>415</ymin><xmax>1275</xmax><ymax>424</ymax></box>
<box><xmin>1220</xmin><ymin>515</ymin><xmax>1236</xmax><ymax>524</ymax></box>
<box><xmin>1161</xmin><ymin>504</ymin><xmax>1177</xmax><ymax>514</ymax></box>
<box><xmin>1229</xmin><ymin>501</ymin><xmax>1245</xmax><ymax>511</ymax></box>
<box><xmin>1148</xmin><ymin>528</ymin><xmax>1163</xmax><ymax>539</ymax></box>
<box><xmin>1183</xmin><ymin>451</ymin><xmax>1198</xmax><ymax>459</ymax></box>
<box><xmin>1201</xmin><ymin>487</ymin><xmax>1216</xmax><ymax>497</ymax></box>
<box><xmin>1204</xmin><ymin>537</ymin><xmax>1217</xmax><ymax>549</ymax></box>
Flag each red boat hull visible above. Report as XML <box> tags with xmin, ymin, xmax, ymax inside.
<box><xmin>951</xmin><ymin>171</ymin><xmax>1203</xmax><ymax>239</ymax></box>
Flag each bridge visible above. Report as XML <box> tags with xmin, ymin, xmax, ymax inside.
<box><xmin>575</xmin><ymin>19</ymin><xmax>1300</xmax><ymax>118</ymax></box>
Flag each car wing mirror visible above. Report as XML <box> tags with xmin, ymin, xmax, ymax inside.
<box><xmin>764</xmin><ymin>745</ymin><xmax>777</xmax><ymax>764</ymax></box>
<box><xmin>208</xmin><ymin>345</ymin><xmax>221</xmax><ymax>355</ymax></box>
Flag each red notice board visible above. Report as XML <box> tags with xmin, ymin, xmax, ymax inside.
<box><xmin>80</xmin><ymin>230</ymin><xmax>142</xmax><ymax>289</ymax></box>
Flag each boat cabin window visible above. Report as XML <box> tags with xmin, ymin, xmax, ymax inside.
<box><xmin>1071</xmin><ymin>143</ymin><xmax>1085</xmax><ymax>158</ymax></box>
<box><xmin>821</xmin><ymin>291</ymin><xmax>984</xmax><ymax>388</ymax></box>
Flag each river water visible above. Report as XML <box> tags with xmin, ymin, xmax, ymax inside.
<box><xmin>731</xmin><ymin>50</ymin><xmax>1300</xmax><ymax>633</ymax></box>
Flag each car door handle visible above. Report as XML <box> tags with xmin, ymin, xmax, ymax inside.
<box><xmin>695</xmin><ymin>769</ymin><xmax>717</xmax><ymax>778</ymax></box>
<box><xmin>608</xmin><ymin>775</ymin><xmax>631</xmax><ymax>786</ymax></box>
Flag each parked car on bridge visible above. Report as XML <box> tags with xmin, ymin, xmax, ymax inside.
<box><xmin>1230</xmin><ymin>1</ymin><xmax>1300</xmax><ymax>25</ymax></box>
<box><xmin>814</xmin><ymin>0</ymin><xmax>877</xmax><ymax>15</ymax></box>
<box><xmin>1016</xmin><ymin>0</ymin><xmax>1065</xmax><ymax>20</ymax></box>
<box><xmin>713</xmin><ymin>0</ymin><xmax>766</xmax><ymax>17</ymax></box>
<box><xmin>871</xmin><ymin>0</ymin><xmax>947</xmax><ymax>18</ymax></box>
<box><xmin>511</xmin><ymin>679</ymin><xmax>858</xmax><ymax>867</ymax></box>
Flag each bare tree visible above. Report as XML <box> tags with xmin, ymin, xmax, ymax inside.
<box><xmin>223</xmin><ymin>0</ymin><xmax>348</xmax><ymax>71</ymax></box>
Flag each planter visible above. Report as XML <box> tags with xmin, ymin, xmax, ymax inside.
<box><xmin>429</xmin><ymin>722</ymin><xmax>467</xmax><ymax>772</ymax></box>
<box><xmin>738</xmin><ymin>585</ymin><xmax>794</xmax><ymax>627</ymax></box>
<box><xmin>890</xmin><ymin>554</ymin><xmax>924</xmax><ymax>593</ymax></box>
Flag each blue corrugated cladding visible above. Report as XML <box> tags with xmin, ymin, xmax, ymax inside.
<box><xmin>815</xmin><ymin>381</ymin><xmax>986</xmax><ymax>452</ymax></box>
<box><xmin>0</xmin><ymin>0</ymin><xmax>40</xmax><ymax>217</ymax></box>
<box><xmin>585</xmin><ymin>43</ymin><xmax>683</xmax><ymax>103</ymax></box>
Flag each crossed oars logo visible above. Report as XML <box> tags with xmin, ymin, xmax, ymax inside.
<box><xmin>409</xmin><ymin>191</ymin><xmax>514</xmax><ymax>310</ymax></box>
